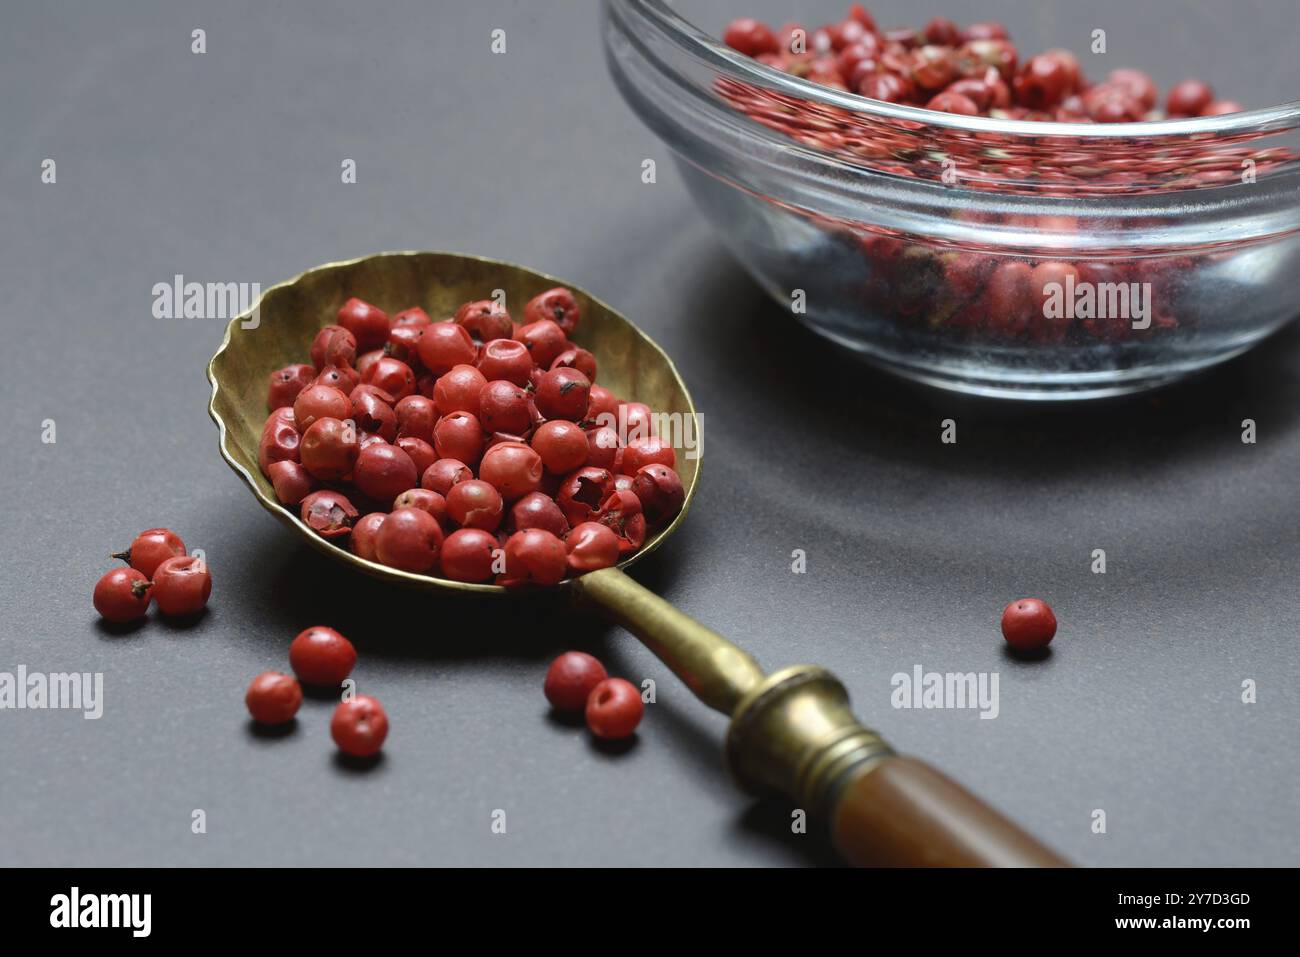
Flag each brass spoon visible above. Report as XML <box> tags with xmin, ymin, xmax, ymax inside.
<box><xmin>208</xmin><ymin>251</ymin><xmax>1067</xmax><ymax>867</ymax></box>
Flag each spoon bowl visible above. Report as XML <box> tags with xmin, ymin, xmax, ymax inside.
<box><xmin>207</xmin><ymin>250</ymin><xmax>700</xmax><ymax>593</ymax></box>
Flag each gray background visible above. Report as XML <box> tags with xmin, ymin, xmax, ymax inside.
<box><xmin>1</xmin><ymin>0</ymin><xmax>1296</xmax><ymax>867</ymax></box>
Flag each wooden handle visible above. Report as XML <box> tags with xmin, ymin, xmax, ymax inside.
<box><xmin>831</xmin><ymin>755</ymin><xmax>1070</xmax><ymax>867</ymax></box>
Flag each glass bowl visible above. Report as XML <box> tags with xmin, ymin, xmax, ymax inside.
<box><xmin>602</xmin><ymin>0</ymin><xmax>1300</xmax><ymax>399</ymax></box>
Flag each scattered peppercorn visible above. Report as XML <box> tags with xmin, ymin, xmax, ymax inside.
<box><xmin>1000</xmin><ymin>598</ymin><xmax>1058</xmax><ymax>651</ymax></box>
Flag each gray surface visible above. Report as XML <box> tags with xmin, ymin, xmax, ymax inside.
<box><xmin>0</xmin><ymin>0</ymin><xmax>1297</xmax><ymax>867</ymax></box>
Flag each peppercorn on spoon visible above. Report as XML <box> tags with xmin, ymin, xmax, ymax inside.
<box><xmin>208</xmin><ymin>251</ymin><xmax>1067</xmax><ymax>867</ymax></box>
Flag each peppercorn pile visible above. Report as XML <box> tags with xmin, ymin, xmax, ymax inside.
<box><xmin>93</xmin><ymin>527</ymin><xmax>212</xmax><ymax>623</ymax></box>
<box><xmin>716</xmin><ymin>5</ymin><xmax>1287</xmax><ymax>196</ymax></box>
<box><xmin>258</xmin><ymin>290</ymin><xmax>685</xmax><ymax>585</ymax></box>
<box><xmin>724</xmin><ymin>8</ymin><xmax>1242</xmax><ymax>122</ymax></box>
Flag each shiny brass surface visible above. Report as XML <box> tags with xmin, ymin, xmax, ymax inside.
<box><xmin>725</xmin><ymin>666</ymin><xmax>894</xmax><ymax>814</ymax></box>
<box><xmin>570</xmin><ymin>568</ymin><xmax>765</xmax><ymax>714</ymax></box>
<box><xmin>207</xmin><ymin>250</ymin><xmax>700</xmax><ymax>594</ymax></box>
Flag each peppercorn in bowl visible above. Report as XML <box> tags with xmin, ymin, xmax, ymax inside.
<box><xmin>603</xmin><ymin>0</ymin><xmax>1300</xmax><ymax>398</ymax></box>
<box><xmin>208</xmin><ymin>251</ymin><xmax>700</xmax><ymax>592</ymax></box>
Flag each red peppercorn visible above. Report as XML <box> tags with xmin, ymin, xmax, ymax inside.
<box><xmin>93</xmin><ymin>567</ymin><xmax>153</xmax><ymax>623</ymax></box>
<box><xmin>421</xmin><ymin>458</ymin><xmax>472</xmax><ymax>496</ymax></box>
<box><xmin>514</xmin><ymin>319</ymin><xmax>569</xmax><ymax>370</ymax></box>
<box><xmin>300</xmin><ymin>489</ymin><xmax>358</xmax><ymax>540</ymax></box>
<box><xmin>331</xmin><ymin>695</ymin><xmax>389</xmax><ymax>758</ymax></box>
<box><xmin>393</xmin><ymin>487</ymin><xmax>447</xmax><ymax>527</ymax></box>
<box><xmin>531</xmin><ymin>420</ymin><xmax>589</xmax><ymax>474</ymax></box>
<box><xmin>1166</xmin><ymin>78</ymin><xmax>1213</xmax><ymax>116</ymax></box>
<box><xmin>557</xmin><ymin>467</ymin><xmax>614</xmax><ymax>527</ymax></box>
<box><xmin>585</xmin><ymin>426</ymin><xmax>620</xmax><ymax>470</ymax></box>
<box><xmin>290</xmin><ymin>625</ymin><xmax>357</xmax><ymax>685</ymax></box>
<box><xmin>310</xmin><ymin>325</ymin><xmax>358</xmax><ymax>371</ymax></box>
<box><xmin>268</xmin><ymin>363</ymin><xmax>316</xmax><ymax>410</ymax></box>
<box><xmin>337</xmin><ymin>297</ymin><xmax>390</xmax><ymax>352</ymax></box>
<box><xmin>351</xmin><ymin>512</ymin><xmax>387</xmax><ymax>561</ymax></box>
<box><xmin>299</xmin><ymin>417</ymin><xmax>359</xmax><ymax>481</ymax></box>
<box><xmin>476</xmin><ymin>338</ymin><xmax>534</xmax><ymax>386</ymax></box>
<box><xmin>374</xmin><ymin>506</ymin><xmax>443</xmax><ymax>573</ymax></box>
<box><xmin>550</xmin><ymin>346</ymin><xmax>597</xmax><ymax>383</ymax></box>
<box><xmin>543</xmin><ymin>651</ymin><xmax>609</xmax><ymax>712</ymax></box>
<box><xmin>392</xmin><ymin>306</ymin><xmax>431</xmax><ymax>329</ymax></box>
<box><xmin>245</xmin><ymin>672</ymin><xmax>302</xmax><ymax>725</ymax></box>
<box><xmin>912</xmin><ymin>44</ymin><xmax>959</xmax><ymax>92</ymax></box>
<box><xmin>151</xmin><ymin>555</ymin><xmax>212</xmax><ymax>616</ymax></box>
<box><xmin>586</xmin><ymin>385</ymin><xmax>620</xmax><ymax>424</ymax></box>
<box><xmin>941</xmin><ymin>77</ymin><xmax>994</xmax><ymax>111</ymax></box>
<box><xmin>433</xmin><ymin>411</ymin><xmax>485</xmax><ymax>466</ymax></box>
<box><xmin>350</xmin><ymin>385</ymin><xmax>398</xmax><ymax>442</ymax></box>
<box><xmin>852</xmin><ymin>70</ymin><xmax>915</xmax><ymax>104</ymax></box>
<box><xmin>478</xmin><ymin>380</ymin><xmax>532</xmax><ymax>435</ymax></box>
<box><xmin>534</xmin><ymin>367</ymin><xmax>591</xmax><ymax>422</ymax></box>
<box><xmin>630</xmin><ymin>464</ymin><xmax>685</xmax><ymax>525</ymax></box>
<box><xmin>393</xmin><ymin>394</ymin><xmax>437</xmax><ymax>444</ymax></box>
<box><xmin>479</xmin><ymin>442</ymin><xmax>544</xmax><ymax>502</ymax></box>
<box><xmin>356</xmin><ymin>349</ymin><xmax>384</xmax><ymax>380</ymax></box>
<box><xmin>1000</xmin><ymin>598</ymin><xmax>1057</xmax><ymax>652</ymax></box>
<box><xmin>619</xmin><ymin>435</ymin><xmax>676</xmax><ymax>474</ymax></box>
<box><xmin>353</xmin><ymin>442</ymin><xmax>418</xmax><ymax>503</ymax></box>
<box><xmin>926</xmin><ymin>89</ymin><xmax>978</xmax><ymax>114</ymax></box>
<box><xmin>596</xmin><ymin>489</ymin><xmax>647</xmax><ymax>555</ymax></box>
<box><xmin>510</xmin><ymin>491</ymin><xmax>568</xmax><ymax>537</ymax></box>
<box><xmin>440</xmin><ymin>527</ymin><xmax>500</xmax><ymax>582</ymax></box>
<box><xmin>523</xmin><ymin>287</ymin><xmax>581</xmax><ymax>335</ymax></box>
<box><xmin>565</xmin><ymin>521</ymin><xmax>621</xmax><ymax>574</ymax></box>
<box><xmin>923</xmin><ymin>16</ymin><xmax>960</xmax><ymax>46</ymax></box>
<box><xmin>313</xmin><ymin>362</ymin><xmax>360</xmax><ymax>397</ymax></box>
<box><xmin>963</xmin><ymin>38</ymin><xmax>1017</xmax><ymax>81</ymax></box>
<box><xmin>112</xmin><ymin>527</ymin><xmax>186</xmax><ymax>578</ymax></box>
<box><xmin>445</xmin><ymin>479</ymin><xmax>504</xmax><ymax>532</ymax></box>
<box><xmin>1107</xmin><ymin>68</ymin><xmax>1157</xmax><ymax>110</ymax></box>
<box><xmin>585</xmin><ymin>678</ymin><xmax>644</xmax><ymax>740</ymax></box>
<box><xmin>1084</xmin><ymin>83</ymin><xmax>1145</xmax><ymax>123</ymax></box>
<box><xmin>385</xmin><ymin>323</ymin><xmax>424</xmax><ymax>365</ymax></box>
<box><xmin>500</xmin><ymin>528</ymin><xmax>567</xmax><ymax>586</ymax></box>
<box><xmin>361</xmin><ymin>356</ymin><xmax>416</xmax><ymax>402</ymax></box>
<box><xmin>984</xmin><ymin>260</ymin><xmax>1035</xmax><ymax>336</ymax></box>
<box><xmin>433</xmin><ymin>363</ymin><xmax>487</xmax><ymax>416</ymax></box>
<box><xmin>723</xmin><ymin>18</ymin><xmax>779</xmax><ymax>57</ymax></box>
<box><xmin>395</xmin><ymin>436</ymin><xmax>437</xmax><ymax>477</ymax></box>
<box><xmin>293</xmin><ymin>383</ymin><xmax>350</xmax><ymax>432</ymax></box>
<box><xmin>268</xmin><ymin>460</ymin><xmax>317</xmax><ymax>506</ymax></box>
<box><xmin>456</xmin><ymin>300</ymin><xmax>512</xmax><ymax>343</ymax></box>
<box><xmin>417</xmin><ymin>321</ymin><xmax>476</xmax><ymax>376</ymax></box>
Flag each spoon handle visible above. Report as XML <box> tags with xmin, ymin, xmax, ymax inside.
<box><xmin>574</xmin><ymin>568</ymin><xmax>1069</xmax><ymax>867</ymax></box>
<box><xmin>572</xmin><ymin>566</ymin><xmax>767</xmax><ymax>714</ymax></box>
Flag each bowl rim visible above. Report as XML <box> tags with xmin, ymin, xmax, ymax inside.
<box><xmin>206</xmin><ymin>249</ymin><xmax>702</xmax><ymax>595</ymax></box>
<box><xmin>611</xmin><ymin>0</ymin><xmax>1300</xmax><ymax>141</ymax></box>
